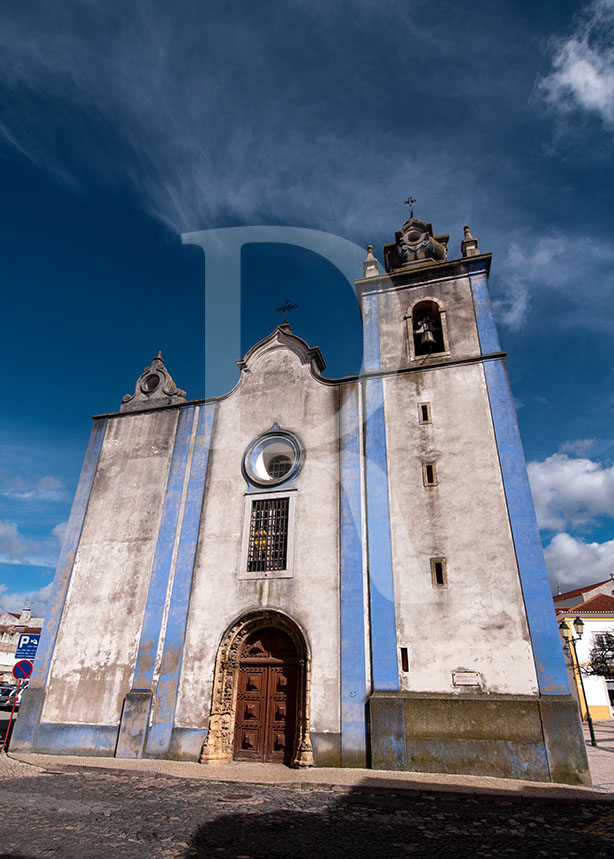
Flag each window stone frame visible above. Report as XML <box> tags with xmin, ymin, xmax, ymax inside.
<box><xmin>238</xmin><ymin>489</ymin><xmax>297</xmax><ymax>580</ymax></box>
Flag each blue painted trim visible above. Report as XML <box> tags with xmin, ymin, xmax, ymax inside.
<box><xmin>369</xmin><ymin>696</ymin><xmax>407</xmax><ymax>770</ymax></box>
<box><xmin>405</xmin><ymin>737</ymin><xmax>549</xmax><ymax>781</ymax></box>
<box><xmin>169</xmin><ymin>727</ymin><xmax>208</xmax><ymax>761</ymax></box>
<box><xmin>30</xmin><ymin>420</ymin><xmax>108</xmax><ymax>692</ymax></box>
<box><xmin>470</xmin><ymin>273</ymin><xmax>501</xmax><ymax>354</ymax></box>
<box><xmin>483</xmin><ymin>360</ymin><xmax>570</xmax><ymax>695</ymax></box>
<box><xmin>35</xmin><ymin>722</ymin><xmax>118</xmax><ymax>757</ymax></box>
<box><xmin>364</xmin><ymin>378</ymin><xmax>399</xmax><ymax>691</ymax></box>
<box><xmin>146</xmin><ymin>403</ymin><xmax>216</xmax><ymax>757</ymax></box>
<box><xmin>132</xmin><ymin>407</ymin><xmax>196</xmax><ymax>690</ymax></box>
<box><xmin>339</xmin><ymin>384</ymin><xmax>368</xmax><ymax>766</ymax></box>
<box><xmin>362</xmin><ymin>293</ymin><xmax>381</xmax><ymax>372</ymax></box>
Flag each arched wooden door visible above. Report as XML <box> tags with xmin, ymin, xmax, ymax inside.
<box><xmin>233</xmin><ymin>628</ymin><xmax>298</xmax><ymax>763</ymax></box>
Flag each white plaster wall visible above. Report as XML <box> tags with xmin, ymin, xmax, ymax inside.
<box><xmin>570</xmin><ymin>618</ymin><xmax>614</xmax><ymax>716</ymax></box>
<box><xmin>572</xmin><ymin>619</ymin><xmax>614</xmax><ymax>665</ymax></box>
<box><xmin>584</xmin><ymin>675</ymin><xmax>613</xmax><ymax>715</ymax></box>
<box><xmin>383</xmin><ymin>363</ymin><xmax>539</xmax><ymax>695</ymax></box>
<box><xmin>176</xmin><ymin>346</ymin><xmax>340</xmax><ymax>734</ymax></box>
<box><xmin>43</xmin><ymin>410</ymin><xmax>178</xmax><ymax>725</ymax></box>
<box><xmin>375</xmin><ymin>275</ymin><xmax>482</xmax><ymax>373</ymax></box>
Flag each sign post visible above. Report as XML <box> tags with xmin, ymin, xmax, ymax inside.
<box><xmin>15</xmin><ymin>634</ymin><xmax>40</xmax><ymax>661</ymax></box>
<box><xmin>12</xmin><ymin>660</ymin><xmax>33</xmax><ymax>681</ymax></box>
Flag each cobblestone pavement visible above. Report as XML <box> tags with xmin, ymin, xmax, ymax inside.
<box><xmin>1</xmin><ymin>765</ymin><xmax>614</xmax><ymax>859</ymax></box>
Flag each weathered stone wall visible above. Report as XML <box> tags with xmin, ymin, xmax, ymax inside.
<box><xmin>174</xmin><ymin>346</ymin><xmax>341</xmax><ymax>739</ymax></box>
<box><xmin>42</xmin><ymin>409</ymin><xmax>178</xmax><ymax>726</ymax></box>
<box><xmin>377</xmin><ymin>274</ymin><xmax>481</xmax><ymax>372</ymax></box>
<box><xmin>383</xmin><ymin>362</ymin><xmax>538</xmax><ymax>695</ymax></box>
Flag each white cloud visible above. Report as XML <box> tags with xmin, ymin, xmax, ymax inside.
<box><xmin>0</xmin><ymin>473</ymin><xmax>68</xmax><ymax>501</ymax></box>
<box><xmin>528</xmin><ymin>453</ymin><xmax>614</xmax><ymax>530</ymax></box>
<box><xmin>492</xmin><ymin>229</ymin><xmax>614</xmax><ymax>330</ymax></box>
<box><xmin>538</xmin><ymin>0</ymin><xmax>614</xmax><ymax>127</ymax></box>
<box><xmin>0</xmin><ymin>519</ymin><xmax>65</xmax><ymax>568</ymax></box>
<box><xmin>0</xmin><ymin>0</ymin><xmax>519</xmax><ymax>244</ymax></box>
<box><xmin>0</xmin><ymin>0</ymin><xmax>432</xmax><ymax>235</ymax></box>
<box><xmin>559</xmin><ymin>438</ymin><xmax>597</xmax><ymax>456</ymax></box>
<box><xmin>0</xmin><ymin>582</ymin><xmax>53</xmax><ymax>617</ymax></box>
<box><xmin>544</xmin><ymin>532</ymin><xmax>614</xmax><ymax>591</ymax></box>
<box><xmin>52</xmin><ymin>522</ymin><xmax>67</xmax><ymax>545</ymax></box>
<box><xmin>0</xmin><ymin>521</ymin><xmax>32</xmax><ymax>558</ymax></box>
<box><xmin>493</xmin><ymin>280</ymin><xmax>530</xmax><ymax>330</ymax></box>
<box><xmin>507</xmin><ymin>233</ymin><xmax>614</xmax><ymax>294</ymax></box>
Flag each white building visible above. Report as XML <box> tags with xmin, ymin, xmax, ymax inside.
<box><xmin>13</xmin><ymin>214</ymin><xmax>589</xmax><ymax>783</ymax></box>
<box><xmin>554</xmin><ymin>579</ymin><xmax>614</xmax><ymax>721</ymax></box>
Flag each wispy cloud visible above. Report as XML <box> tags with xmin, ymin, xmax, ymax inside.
<box><xmin>0</xmin><ymin>473</ymin><xmax>68</xmax><ymax>502</ymax></box>
<box><xmin>0</xmin><ymin>519</ymin><xmax>65</xmax><ymax>568</ymax></box>
<box><xmin>559</xmin><ymin>438</ymin><xmax>597</xmax><ymax>456</ymax></box>
<box><xmin>0</xmin><ymin>0</ymin><xmax>432</xmax><ymax>234</ymax></box>
<box><xmin>492</xmin><ymin>229</ymin><xmax>614</xmax><ymax>330</ymax></box>
<box><xmin>538</xmin><ymin>0</ymin><xmax>614</xmax><ymax>128</ymax></box>
<box><xmin>0</xmin><ymin>0</ymin><xmax>547</xmax><ymax>245</ymax></box>
<box><xmin>493</xmin><ymin>280</ymin><xmax>530</xmax><ymax>331</ymax></box>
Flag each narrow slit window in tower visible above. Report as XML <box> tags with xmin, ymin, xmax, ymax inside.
<box><xmin>419</xmin><ymin>402</ymin><xmax>432</xmax><ymax>424</ymax></box>
<box><xmin>400</xmin><ymin>647</ymin><xmax>409</xmax><ymax>672</ymax></box>
<box><xmin>431</xmin><ymin>557</ymin><xmax>447</xmax><ymax>588</ymax></box>
<box><xmin>423</xmin><ymin>462</ymin><xmax>437</xmax><ymax>486</ymax></box>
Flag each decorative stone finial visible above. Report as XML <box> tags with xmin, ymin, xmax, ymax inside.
<box><xmin>384</xmin><ymin>216</ymin><xmax>449</xmax><ymax>272</ymax></box>
<box><xmin>461</xmin><ymin>225</ymin><xmax>479</xmax><ymax>257</ymax></box>
<box><xmin>121</xmin><ymin>353</ymin><xmax>187</xmax><ymax>412</ymax></box>
<box><xmin>363</xmin><ymin>245</ymin><xmax>380</xmax><ymax>277</ymax></box>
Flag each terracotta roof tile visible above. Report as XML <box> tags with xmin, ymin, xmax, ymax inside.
<box><xmin>554</xmin><ymin>579</ymin><xmax>612</xmax><ymax>602</ymax></box>
<box><xmin>556</xmin><ymin>593</ymin><xmax>614</xmax><ymax>615</ymax></box>
<box><xmin>578</xmin><ymin>593</ymin><xmax>614</xmax><ymax>613</ymax></box>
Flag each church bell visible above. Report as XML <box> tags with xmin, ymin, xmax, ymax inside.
<box><xmin>420</xmin><ymin>327</ymin><xmax>437</xmax><ymax>351</ymax></box>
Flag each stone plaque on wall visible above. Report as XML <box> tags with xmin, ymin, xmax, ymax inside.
<box><xmin>452</xmin><ymin>671</ymin><xmax>481</xmax><ymax>687</ymax></box>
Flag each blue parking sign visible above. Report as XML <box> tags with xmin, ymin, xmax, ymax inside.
<box><xmin>15</xmin><ymin>634</ymin><xmax>40</xmax><ymax>660</ymax></box>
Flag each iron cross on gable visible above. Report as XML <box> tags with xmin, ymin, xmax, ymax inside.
<box><xmin>403</xmin><ymin>196</ymin><xmax>416</xmax><ymax>218</ymax></box>
<box><xmin>276</xmin><ymin>298</ymin><xmax>298</xmax><ymax>324</ymax></box>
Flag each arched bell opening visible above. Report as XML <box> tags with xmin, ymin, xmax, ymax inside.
<box><xmin>200</xmin><ymin>610</ymin><xmax>313</xmax><ymax>768</ymax></box>
<box><xmin>407</xmin><ymin>298</ymin><xmax>449</xmax><ymax>358</ymax></box>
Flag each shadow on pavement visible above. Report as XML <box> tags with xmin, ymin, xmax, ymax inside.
<box><xmin>0</xmin><ymin>854</ymin><xmax>38</xmax><ymax>858</ymax></box>
<box><xmin>183</xmin><ymin>782</ymin><xmax>614</xmax><ymax>859</ymax></box>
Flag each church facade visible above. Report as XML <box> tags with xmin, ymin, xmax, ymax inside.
<box><xmin>13</xmin><ymin>216</ymin><xmax>590</xmax><ymax>783</ymax></box>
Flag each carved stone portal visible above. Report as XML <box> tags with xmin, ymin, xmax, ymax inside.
<box><xmin>199</xmin><ymin>610</ymin><xmax>314</xmax><ymax>768</ymax></box>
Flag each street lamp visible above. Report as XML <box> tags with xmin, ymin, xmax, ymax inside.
<box><xmin>559</xmin><ymin>618</ymin><xmax>597</xmax><ymax>747</ymax></box>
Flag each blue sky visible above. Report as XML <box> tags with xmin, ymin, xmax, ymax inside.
<box><xmin>1</xmin><ymin>0</ymin><xmax>614</xmax><ymax>614</ymax></box>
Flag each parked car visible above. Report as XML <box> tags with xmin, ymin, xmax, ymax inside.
<box><xmin>0</xmin><ymin>684</ymin><xmax>17</xmax><ymax>708</ymax></box>
<box><xmin>5</xmin><ymin>682</ymin><xmax>28</xmax><ymax>710</ymax></box>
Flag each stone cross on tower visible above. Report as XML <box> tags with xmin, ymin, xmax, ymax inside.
<box><xmin>276</xmin><ymin>298</ymin><xmax>298</xmax><ymax>324</ymax></box>
<box><xmin>403</xmin><ymin>196</ymin><xmax>416</xmax><ymax>218</ymax></box>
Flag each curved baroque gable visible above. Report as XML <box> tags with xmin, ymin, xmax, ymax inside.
<box><xmin>236</xmin><ymin>323</ymin><xmax>326</xmax><ymax>377</ymax></box>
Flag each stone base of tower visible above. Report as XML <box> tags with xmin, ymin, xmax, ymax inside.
<box><xmin>368</xmin><ymin>693</ymin><xmax>591</xmax><ymax>785</ymax></box>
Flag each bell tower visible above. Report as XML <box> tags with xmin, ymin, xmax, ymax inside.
<box><xmin>352</xmin><ymin>212</ymin><xmax>590</xmax><ymax>783</ymax></box>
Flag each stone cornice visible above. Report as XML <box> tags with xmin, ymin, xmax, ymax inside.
<box><xmin>93</xmin><ymin>351</ymin><xmax>507</xmax><ymax>419</ymax></box>
<box><xmin>355</xmin><ymin>253</ymin><xmax>492</xmax><ymax>296</ymax></box>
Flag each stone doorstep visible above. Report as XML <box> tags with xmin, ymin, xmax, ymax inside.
<box><xmin>8</xmin><ymin>753</ymin><xmax>614</xmax><ymax>805</ymax></box>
